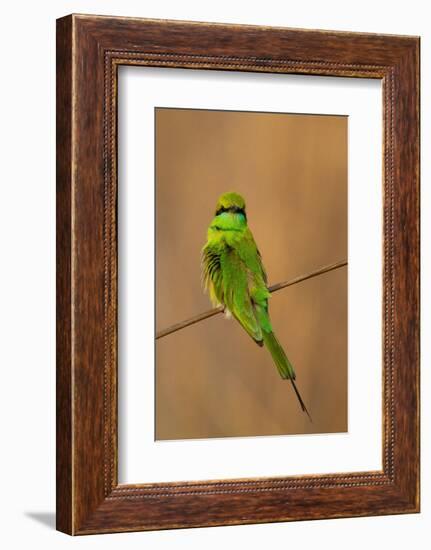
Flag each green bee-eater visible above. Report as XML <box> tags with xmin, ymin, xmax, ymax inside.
<box><xmin>202</xmin><ymin>191</ymin><xmax>311</xmax><ymax>419</ymax></box>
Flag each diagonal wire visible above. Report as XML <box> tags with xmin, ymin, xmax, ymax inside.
<box><xmin>156</xmin><ymin>259</ymin><xmax>347</xmax><ymax>340</ymax></box>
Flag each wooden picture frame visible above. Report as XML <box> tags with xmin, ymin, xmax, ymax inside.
<box><xmin>56</xmin><ymin>14</ymin><xmax>420</xmax><ymax>535</ymax></box>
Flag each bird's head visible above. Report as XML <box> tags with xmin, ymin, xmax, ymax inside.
<box><xmin>215</xmin><ymin>192</ymin><xmax>247</xmax><ymax>219</ymax></box>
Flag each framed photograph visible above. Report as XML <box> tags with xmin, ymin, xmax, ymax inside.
<box><xmin>56</xmin><ymin>14</ymin><xmax>420</xmax><ymax>535</ymax></box>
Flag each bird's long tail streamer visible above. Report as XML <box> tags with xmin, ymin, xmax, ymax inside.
<box><xmin>289</xmin><ymin>379</ymin><xmax>312</xmax><ymax>423</ymax></box>
<box><xmin>263</xmin><ymin>331</ymin><xmax>312</xmax><ymax>422</ymax></box>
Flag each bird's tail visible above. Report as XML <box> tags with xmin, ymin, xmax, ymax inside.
<box><xmin>262</xmin><ymin>331</ymin><xmax>312</xmax><ymax>422</ymax></box>
<box><xmin>263</xmin><ymin>331</ymin><xmax>295</xmax><ymax>379</ymax></box>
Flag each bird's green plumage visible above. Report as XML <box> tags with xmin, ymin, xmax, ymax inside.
<box><xmin>202</xmin><ymin>192</ymin><xmax>310</xmax><ymax>418</ymax></box>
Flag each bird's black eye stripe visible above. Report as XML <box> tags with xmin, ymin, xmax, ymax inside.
<box><xmin>215</xmin><ymin>206</ymin><xmax>229</xmax><ymax>215</ymax></box>
<box><xmin>215</xmin><ymin>206</ymin><xmax>247</xmax><ymax>218</ymax></box>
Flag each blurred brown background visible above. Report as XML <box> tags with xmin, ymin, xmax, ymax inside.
<box><xmin>155</xmin><ymin>108</ymin><xmax>347</xmax><ymax>440</ymax></box>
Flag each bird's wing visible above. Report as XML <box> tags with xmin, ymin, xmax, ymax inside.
<box><xmin>219</xmin><ymin>244</ymin><xmax>263</xmax><ymax>344</ymax></box>
<box><xmin>202</xmin><ymin>233</ymin><xmax>266</xmax><ymax>343</ymax></box>
<box><xmin>201</xmin><ymin>244</ymin><xmax>223</xmax><ymax>307</ymax></box>
<box><xmin>234</xmin><ymin>229</ymin><xmax>273</xmax><ymax>333</ymax></box>
<box><xmin>237</xmin><ymin>228</ymin><xmax>268</xmax><ymax>286</ymax></box>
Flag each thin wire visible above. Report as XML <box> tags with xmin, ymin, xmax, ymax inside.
<box><xmin>156</xmin><ymin>259</ymin><xmax>347</xmax><ymax>340</ymax></box>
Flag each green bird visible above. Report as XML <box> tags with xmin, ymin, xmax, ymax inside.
<box><xmin>202</xmin><ymin>191</ymin><xmax>311</xmax><ymax>420</ymax></box>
